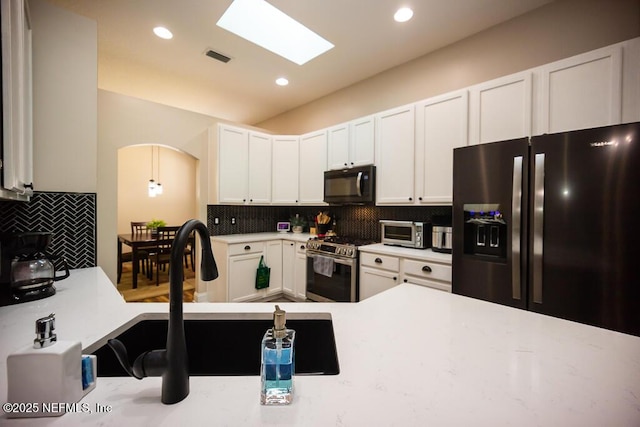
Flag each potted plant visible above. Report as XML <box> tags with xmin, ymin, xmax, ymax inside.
<box><xmin>146</xmin><ymin>219</ymin><xmax>167</xmax><ymax>235</ymax></box>
<box><xmin>289</xmin><ymin>214</ymin><xmax>306</xmax><ymax>233</ymax></box>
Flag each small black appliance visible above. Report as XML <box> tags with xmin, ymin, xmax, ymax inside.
<box><xmin>0</xmin><ymin>232</ymin><xmax>70</xmax><ymax>306</ymax></box>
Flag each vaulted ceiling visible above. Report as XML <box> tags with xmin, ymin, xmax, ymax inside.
<box><xmin>47</xmin><ymin>0</ymin><xmax>555</xmax><ymax>124</ymax></box>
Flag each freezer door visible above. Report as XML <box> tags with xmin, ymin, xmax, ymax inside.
<box><xmin>452</xmin><ymin>138</ymin><xmax>529</xmax><ymax>309</ymax></box>
<box><xmin>529</xmin><ymin>122</ymin><xmax>640</xmax><ymax>336</ymax></box>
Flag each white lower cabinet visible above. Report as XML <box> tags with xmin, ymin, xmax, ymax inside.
<box><xmin>359</xmin><ymin>247</ymin><xmax>452</xmax><ymax>300</ymax></box>
<box><xmin>282</xmin><ymin>240</ymin><xmax>307</xmax><ymax>300</ymax></box>
<box><xmin>212</xmin><ymin>239</ymin><xmax>285</xmax><ymax>302</ymax></box>
<box><xmin>401</xmin><ymin>258</ymin><xmax>452</xmax><ymax>293</ymax></box>
<box><xmin>212</xmin><ymin>237</ymin><xmax>306</xmax><ymax>302</ymax></box>
<box><xmin>294</xmin><ymin>242</ymin><xmax>307</xmax><ymax>300</ymax></box>
<box><xmin>226</xmin><ymin>242</ymin><xmax>265</xmax><ymax>302</ymax></box>
<box><xmin>264</xmin><ymin>240</ymin><xmax>283</xmax><ymax>299</ymax></box>
<box><xmin>359</xmin><ymin>252</ymin><xmax>400</xmax><ymax>300</ymax></box>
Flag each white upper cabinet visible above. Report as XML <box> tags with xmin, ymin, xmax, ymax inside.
<box><xmin>272</xmin><ymin>136</ymin><xmax>299</xmax><ymax>204</ymax></box>
<box><xmin>327</xmin><ymin>115</ymin><xmax>375</xmax><ymax>170</ymax></box>
<box><xmin>375</xmin><ymin>104</ymin><xmax>416</xmax><ymax>205</ymax></box>
<box><xmin>327</xmin><ymin>123</ymin><xmax>350</xmax><ymax>170</ymax></box>
<box><xmin>217</xmin><ymin>124</ymin><xmax>249</xmax><ymax>204</ymax></box>
<box><xmin>247</xmin><ymin>131</ymin><xmax>272</xmax><ymax>204</ymax></box>
<box><xmin>415</xmin><ymin>90</ymin><xmax>469</xmax><ymax>205</ymax></box>
<box><xmin>216</xmin><ymin>124</ymin><xmax>272</xmax><ymax>205</ymax></box>
<box><xmin>299</xmin><ymin>130</ymin><xmax>327</xmax><ymax>205</ymax></box>
<box><xmin>1</xmin><ymin>0</ymin><xmax>33</xmax><ymax>201</ymax></box>
<box><xmin>621</xmin><ymin>37</ymin><xmax>640</xmax><ymax>124</ymax></box>
<box><xmin>350</xmin><ymin>115</ymin><xmax>375</xmax><ymax>167</ymax></box>
<box><xmin>536</xmin><ymin>44</ymin><xmax>622</xmax><ymax>135</ymax></box>
<box><xmin>469</xmin><ymin>71</ymin><xmax>532</xmax><ymax>145</ymax></box>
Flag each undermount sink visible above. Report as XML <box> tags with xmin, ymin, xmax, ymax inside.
<box><xmin>83</xmin><ymin>312</ymin><xmax>339</xmax><ymax>377</ymax></box>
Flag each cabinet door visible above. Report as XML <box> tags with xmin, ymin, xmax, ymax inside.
<box><xmin>228</xmin><ymin>252</ymin><xmax>264</xmax><ymax>302</ymax></box>
<box><xmin>538</xmin><ymin>45</ymin><xmax>622</xmax><ymax>134</ymax></box>
<box><xmin>1</xmin><ymin>0</ymin><xmax>33</xmax><ymax>199</ymax></box>
<box><xmin>359</xmin><ymin>266</ymin><xmax>399</xmax><ymax>300</ymax></box>
<box><xmin>327</xmin><ymin>123</ymin><xmax>350</xmax><ymax>170</ymax></box>
<box><xmin>415</xmin><ymin>90</ymin><xmax>468</xmax><ymax>205</ymax></box>
<box><xmin>272</xmin><ymin>136</ymin><xmax>299</xmax><ymax>204</ymax></box>
<box><xmin>375</xmin><ymin>105</ymin><xmax>415</xmax><ymax>204</ymax></box>
<box><xmin>469</xmin><ymin>72</ymin><xmax>532</xmax><ymax>145</ymax></box>
<box><xmin>299</xmin><ymin>130</ymin><xmax>327</xmax><ymax>205</ymax></box>
<box><xmin>264</xmin><ymin>240</ymin><xmax>283</xmax><ymax>297</ymax></box>
<box><xmin>282</xmin><ymin>241</ymin><xmax>296</xmax><ymax>296</ymax></box>
<box><xmin>350</xmin><ymin>115</ymin><xmax>375</xmax><ymax>167</ymax></box>
<box><xmin>218</xmin><ymin>124</ymin><xmax>249</xmax><ymax>204</ymax></box>
<box><xmin>294</xmin><ymin>244</ymin><xmax>307</xmax><ymax>300</ymax></box>
<box><xmin>248</xmin><ymin>131</ymin><xmax>272</xmax><ymax>204</ymax></box>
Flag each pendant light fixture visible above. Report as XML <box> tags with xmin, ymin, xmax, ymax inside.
<box><xmin>156</xmin><ymin>147</ymin><xmax>163</xmax><ymax>195</ymax></box>
<box><xmin>148</xmin><ymin>145</ymin><xmax>164</xmax><ymax>197</ymax></box>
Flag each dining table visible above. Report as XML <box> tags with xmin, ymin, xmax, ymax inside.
<box><xmin>117</xmin><ymin>232</ymin><xmax>160</xmax><ymax>289</ymax></box>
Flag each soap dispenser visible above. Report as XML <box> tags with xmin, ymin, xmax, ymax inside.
<box><xmin>260</xmin><ymin>305</ymin><xmax>295</xmax><ymax>405</ymax></box>
<box><xmin>6</xmin><ymin>313</ymin><xmax>96</xmax><ymax>418</ymax></box>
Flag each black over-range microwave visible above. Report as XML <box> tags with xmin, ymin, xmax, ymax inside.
<box><xmin>323</xmin><ymin>165</ymin><xmax>375</xmax><ymax>205</ymax></box>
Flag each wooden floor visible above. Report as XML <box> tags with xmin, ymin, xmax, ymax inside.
<box><xmin>117</xmin><ymin>261</ymin><xmax>196</xmax><ymax>303</ymax></box>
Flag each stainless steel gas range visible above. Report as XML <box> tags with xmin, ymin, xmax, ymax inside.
<box><xmin>305</xmin><ymin>236</ymin><xmax>373</xmax><ymax>302</ymax></box>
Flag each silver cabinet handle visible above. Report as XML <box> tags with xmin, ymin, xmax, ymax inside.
<box><xmin>511</xmin><ymin>156</ymin><xmax>523</xmax><ymax>300</ymax></box>
<box><xmin>511</xmin><ymin>156</ymin><xmax>522</xmax><ymax>299</ymax></box>
<box><xmin>532</xmin><ymin>153</ymin><xmax>545</xmax><ymax>304</ymax></box>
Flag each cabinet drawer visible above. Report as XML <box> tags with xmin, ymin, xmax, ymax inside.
<box><xmin>360</xmin><ymin>252</ymin><xmax>400</xmax><ymax>272</ymax></box>
<box><xmin>228</xmin><ymin>241</ymin><xmax>265</xmax><ymax>256</ymax></box>
<box><xmin>402</xmin><ymin>276</ymin><xmax>451</xmax><ymax>293</ymax></box>
<box><xmin>402</xmin><ymin>259</ymin><xmax>451</xmax><ymax>283</ymax></box>
<box><xmin>296</xmin><ymin>243</ymin><xmax>307</xmax><ymax>255</ymax></box>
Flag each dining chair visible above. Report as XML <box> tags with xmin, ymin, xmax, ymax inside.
<box><xmin>152</xmin><ymin>226</ymin><xmax>180</xmax><ymax>286</ymax></box>
<box><xmin>132</xmin><ymin>221</ymin><xmax>154</xmax><ymax>278</ymax></box>
<box><xmin>119</xmin><ymin>221</ymin><xmax>152</xmax><ymax>282</ymax></box>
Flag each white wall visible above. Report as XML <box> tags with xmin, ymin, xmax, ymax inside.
<box><xmin>30</xmin><ymin>0</ymin><xmax>97</xmax><ymax>191</ymax></box>
<box><xmin>98</xmin><ymin>90</ymin><xmax>219</xmax><ymax>285</ymax></box>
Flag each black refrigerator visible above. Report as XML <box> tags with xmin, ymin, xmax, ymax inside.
<box><xmin>452</xmin><ymin>122</ymin><xmax>640</xmax><ymax>336</ymax></box>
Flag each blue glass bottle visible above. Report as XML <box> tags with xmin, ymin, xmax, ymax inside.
<box><xmin>260</xmin><ymin>305</ymin><xmax>295</xmax><ymax>405</ymax></box>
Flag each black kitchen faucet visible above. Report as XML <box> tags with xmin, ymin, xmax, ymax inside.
<box><xmin>107</xmin><ymin>219</ymin><xmax>218</xmax><ymax>404</ymax></box>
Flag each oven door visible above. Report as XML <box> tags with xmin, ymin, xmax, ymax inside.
<box><xmin>306</xmin><ymin>252</ymin><xmax>357</xmax><ymax>302</ymax></box>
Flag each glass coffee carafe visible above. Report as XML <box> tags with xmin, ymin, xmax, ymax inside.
<box><xmin>1</xmin><ymin>232</ymin><xmax>70</xmax><ymax>304</ymax></box>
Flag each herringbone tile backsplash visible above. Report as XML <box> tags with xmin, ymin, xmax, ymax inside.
<box><xmin>208</xmin><ymin>205</ymin><xmax>452</xmax><ymax>242</ymax></box>
<box><xmin>0</xmin><ymin>192</ymin><xmax>97</xmax><ymax>269</ymax></box>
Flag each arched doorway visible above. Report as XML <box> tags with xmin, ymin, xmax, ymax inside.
<box><xmin>117</xmin><ymin>144</ymin><xmax>198</xmax><ymax>233</ymax></box>
<box><xmin>116</xmin><ymin>144</ymin><xmax>198</xmax><ymax>300</ymax></box>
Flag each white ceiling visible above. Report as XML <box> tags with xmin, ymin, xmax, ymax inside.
<box><xmin>46</xmin><ymin>0</ymin><xmax>555</xmax><ymax>125</ymax></box>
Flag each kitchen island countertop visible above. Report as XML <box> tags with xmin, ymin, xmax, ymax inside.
<box><xmin>1</xmin><ymin>267</ymin><xmax>639</xmax><ymax>426</ymax></box>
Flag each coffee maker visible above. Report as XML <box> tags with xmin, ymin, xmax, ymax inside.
<box><xmin>0</xmin><ymin>232</ymin><xmax>70</xmax><ymax>306</ymax></box>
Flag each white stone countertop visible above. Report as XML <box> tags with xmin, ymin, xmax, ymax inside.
<box><xmin>358</xmin><ymin>243</ymin><xmax>453</xmax><ymax>264</ymax></box>
<box><xmin>1</xmin><ymin>267</ymin><xmax>639</xmax><ymax>426</ymax></box>
<box><xmin>211</xmin><ymin>232</ymin><xmax>312</xmax><ymax>244</ymax></box>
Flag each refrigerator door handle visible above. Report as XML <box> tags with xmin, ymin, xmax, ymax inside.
<box><xmin>532</xmin><ymin>153</ymin><xmax>545</xmax><ymax>304</ymax></box>
<box><xmin>511</xmin><ymin>156</ymin><xmax>523</xmax><ymax>300</ymax></box>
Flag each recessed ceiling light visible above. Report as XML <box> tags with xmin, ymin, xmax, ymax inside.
<box><xmin>275</xmin><ymin>77</ymin><xmax>289</xmax><ymax>86</ymax></box>
<box><xmin>153</xmin><ymin>26</ymin><xmax>173</xmax><ymax>40</ymax></box>
<box><xmin>394</xmin><ymin>7</ymin><xmax>414</xmax><ymax>23</ymax></box>
<box><xmin>217</xmin><ymin>0</ymin><xmax>334</xmax><ymax>65</ymax></box>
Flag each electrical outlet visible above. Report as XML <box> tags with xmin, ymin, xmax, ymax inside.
<box><xmin>231</xmin><ymin>217</ymin><xmax>236</xmax><ymax>225</ymax></box>
<box><xmin>213</xmin><ymin>217</ymin><xmax>220</xmax><ymax>225</ymax></box>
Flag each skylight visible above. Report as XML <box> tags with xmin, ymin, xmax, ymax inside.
<box><xmin>216</xmin><ymin>0</ymin><xmax>334</xmax><ymax>66</ymax></box>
